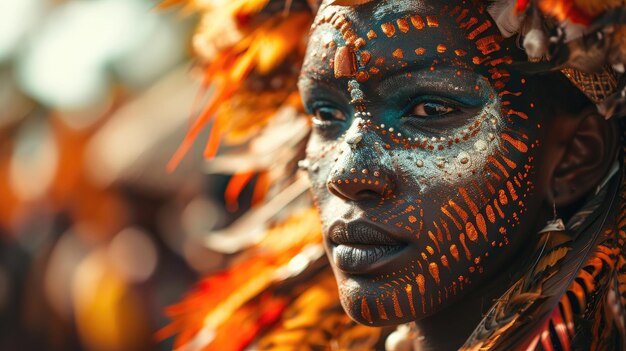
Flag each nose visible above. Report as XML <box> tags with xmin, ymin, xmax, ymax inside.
<box><xmin>326</xmin><ymin>126</ymin><xmax>395</xmax><ymax>202</ymax></box>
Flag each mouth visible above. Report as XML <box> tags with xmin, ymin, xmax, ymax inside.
<box><xmin>329</xmin><ymin>221</ymin><xmax>408</xmax><ymax>274</ymax></box>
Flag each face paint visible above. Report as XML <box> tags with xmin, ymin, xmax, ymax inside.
<box><xmin>298</xmin><ymin>0</ymin><xmax>544</xmax><ymax>326</ymax></box>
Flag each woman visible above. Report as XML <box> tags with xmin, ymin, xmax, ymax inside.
<box><xmin>161</xmin><ymin>0</ymin><xmax>626</xmax><ymax>350</ymax></box>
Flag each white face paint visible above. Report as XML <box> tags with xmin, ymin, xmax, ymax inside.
<box><xmin>396</xmin><ymin>95</ymin><xmax>504</xmax><ymax>193</ymax></box>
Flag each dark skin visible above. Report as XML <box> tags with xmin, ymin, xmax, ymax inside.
<box><xmin>298</xmin><ymin>0</ymin><xmax>619</xmax><ymax>349</ymax></box>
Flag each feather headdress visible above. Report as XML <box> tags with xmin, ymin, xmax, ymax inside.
<box><xmin>160</xmin><ymin>0</ymin><xmax>313</xmax><ymax>214</ymax></box>
<box><xmin>166</xmin><ymin>0</ymin><xmax>626</xmax><ymax>173</ymax></box>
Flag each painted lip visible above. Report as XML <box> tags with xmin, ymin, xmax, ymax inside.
<box><xmin>329</xmin><ymin>221</ymin><xmax>408</xmax><ymax>274</ymax></box>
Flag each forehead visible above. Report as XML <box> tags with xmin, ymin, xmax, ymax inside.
<box><xmin>301</xmin><ymin>0</ymin><xmax>501</xmax><ymax>84</ymax></box>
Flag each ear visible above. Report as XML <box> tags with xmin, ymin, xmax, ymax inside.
<box><xmin>551</xmin><ymin>111</ymin><xmax>619</xmax><ymax>207</ymax></box>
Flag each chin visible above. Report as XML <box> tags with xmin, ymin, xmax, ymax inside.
<box><xmin>333</xmin><ymin>273</ymin><xmax>432</xmax><ymax>327</ymax></box>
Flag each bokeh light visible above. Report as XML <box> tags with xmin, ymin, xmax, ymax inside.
<box><xmin>0</xmin><ymin>1</ymin><xmax>233</xmax><ymax>350</ymax></box>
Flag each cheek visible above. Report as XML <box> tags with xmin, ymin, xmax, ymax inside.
<box><xmin>397</xmin><ymin>102</ymin><xmax>503</xmax><ymax>194</ymax></box>
<box><xmin>423</xmin><ymin>82</ymin><xmax>543</xmax><ymax>286</ymax></box>
<box><xmin>305</xmin><ymin>134</ymin><xmax>341</xmax><ymax>204</ymax></box>
<box><xmin>397</xmin><ymin>98</ymin><xmax>537</xmax><ymax>266</ymax></box>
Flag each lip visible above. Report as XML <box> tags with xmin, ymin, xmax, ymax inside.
<box><xmin>329</xmin><ymin>221</ymin><xmax>408</xmax><ymax>274</ymax></box>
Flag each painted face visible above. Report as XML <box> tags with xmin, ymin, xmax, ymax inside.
<box><xmin>299</xmin><ymin>0</ymin><xmax>545</xmax><ymax>326</ymax></box>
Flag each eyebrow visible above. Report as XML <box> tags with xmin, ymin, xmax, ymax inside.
<box><xmin>376</xmin><ymin>66</ymin><xmax>427</xmax><ymax>94</ymax></box>
<box><xmin>298</xmin><ymin>72</ymin><xmax>345</xmax><ymax>92</ymax></box>
<box><xmin>298</xmin><ymin>75</ymin><xmax>351</xmax><ymax>104</ymax></box>
<box><xmin>375</xmin><ymin>66</ymin><xmax>481</xmax><ymax>97</ymax></box>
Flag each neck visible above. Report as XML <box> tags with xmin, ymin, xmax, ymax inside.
<box><xmin>413</xmin><ymin>271</ymin><xmax>511</xmax><ymax>350</ymax></box>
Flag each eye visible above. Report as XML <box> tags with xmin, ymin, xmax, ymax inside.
<box><xmin>411</xmin><ymin>101</ymin><xmax>457</xmax><ymax>117</ymax></box>
<box><xmin>312</xmin><ymin>106</ymin><xmax>347</xmax><ymax>126</ymax></box>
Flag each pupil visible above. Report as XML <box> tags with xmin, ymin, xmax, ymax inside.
<box><xmin>317</xmin><ymin>107</ymin><xmax>343</xmax><ymax>121</ymax></box>
<box><xmin>424</xmin><ymin>103</ymin><xmax>448</xmax><ymax>115</ymax></box>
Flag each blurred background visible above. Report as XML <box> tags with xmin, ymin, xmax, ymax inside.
<box><xmin>0</xmin><ymin>0</ymin><xmax>245</xmax><ymax>349</ymax></box>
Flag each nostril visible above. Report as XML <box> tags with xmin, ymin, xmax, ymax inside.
<box><xmin>327</xmin><ymin>182</ymin><xmax>344</xmax><ymax>198</ymax></box>
<box><xmin>327</xmin><ymin>179</ymin><xmax>386</xmax><ymax>202</ymax></box>
<box><xmin>355</xmin><ymin>189</ymin><xmax>380</xmax><ymax>200</ymax></box>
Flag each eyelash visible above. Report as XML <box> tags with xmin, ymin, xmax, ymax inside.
<box><xmin>404</xmin><ymin>97</ymin><xmax>461</xmax><ymax>119</ymax></box>
<box><xmin>310</xmin><ymin>104</ymin><xmax>347</xmax><ymax>128</ymax></box>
